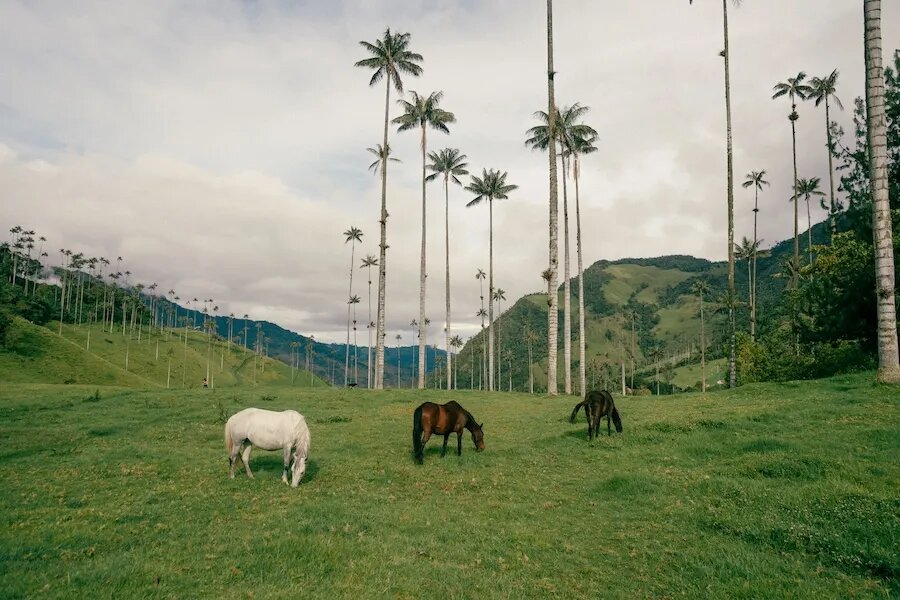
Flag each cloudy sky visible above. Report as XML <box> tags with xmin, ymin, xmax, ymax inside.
<box><xmin>1</xmin><ymin>1</ymin><xmax>896</xmax><ymax>344</ymax></box>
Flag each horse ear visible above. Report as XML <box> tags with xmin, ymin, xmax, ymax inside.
<box><xmin>479</xmin><ymin>422</ymin><xmax>484</xmax><ymax>429</ymax></box>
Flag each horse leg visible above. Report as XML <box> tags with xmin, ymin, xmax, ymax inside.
<box><xmin>457</xmin><ymin>431</ymin><xmax>463</xmax><ymax>456</ymax></box>
<box><xmin>228</xmin><ymin>439</ymin><xmax>241</xmax><ymax>479</ymax></box>
<box><xmin>282</xmin><ymin>446</ymin><xmax>292</xmax><ymax>485</ymax></box>
<box><xmin>441</xmin><ymin>434</ymin><xmax>450</xmax><ymax>457</ymax></box>
<box><xmin>241</xmin><ymin>444</ymin><xmax>254</xmax><ymax>478</ymax></box>
<box><xmin>607</xmin><ymin>413</ymin><xmax>612</xmax><ymax>436</ymax></box>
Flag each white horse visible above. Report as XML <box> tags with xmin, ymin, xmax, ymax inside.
<box><xmin>224</xmin><ymin>408</ymin><xmax>310</xmax><ymax>488</ymax></box>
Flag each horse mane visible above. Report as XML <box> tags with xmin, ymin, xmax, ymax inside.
<box><xmin>463</xmin><ymin>408</ymin><xmax>480</xmax><ymax>429</ymax></box>
<box><xmin>292</xmin><ymin>414</ymin><xmax>311</xmax><ymax>457</ymax></box>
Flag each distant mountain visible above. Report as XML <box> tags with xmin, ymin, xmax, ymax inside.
<box><xmin>453</xmin><ymin>221</ymin><xmax>831</xmax><ymax>393</ymax></box>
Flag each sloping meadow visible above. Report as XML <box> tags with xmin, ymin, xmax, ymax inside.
<box><xmin>0</xmin><ymin>375</ymin><xmax>897</xmax><ymax>598</ymax></box>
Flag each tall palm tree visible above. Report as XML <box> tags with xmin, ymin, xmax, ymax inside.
<box><xmin>544</xmin><ymin>0</ymin><xmax>560</xmax><ymax>396</ymax></box>
<box><xmin>863</xmin><ymin>0</ymin><xmax>900</xmax><ymax>383</ymax></box>
<box><xmin>791</xmin><ymin>177</ymin><xmax>825</xmax><ymax>264</ymax></box>
<box><xmin>409</xmin><ymin>319</ymin><xmax>418</xmax><ymax>386</ymax></box>
<box><xmin>465</xmin><ymin>169</ymin><xmax>518</xmax><ymax>391</ymax></box>
<box><xmin>395</xmin><ymin>333</ymin><xmax>402</xmax><ymax>388</ymax></box>
<box><xmin>394</xmin><ymin>91</ymin><xmax>455</xmax><ymax>389</ymax></box>
<box><xmin>808</xmin><ymin>70</ymin><xmax>844</xmax><ymax>243</ymax></box>
<box><xmin>570</xmin><ymin>130</ymin><xmax>598</xmax><ymax>396</ymax></box>
<box><xmin>692</xmin><ymin>280</ymin><xmax>710</xmax><ymax>392</ymax></box>
<box><xmin>475</xmin><ymin>268</ymin><xmax>487</xmax><ymax>386</ymax></box>
<box><xmin>690</xmin><ymin>0</ymin><xmax>741</xmax><ymax>389</ymax></box>
<box><xmin>526</xmin><ymin>103</ymin><xmax>597</xmax><ymax>395</ymax></box>
<box><xmin>742</xmin><ymin>170</ymin><xmax>768</xmax><ymax>341</ymax></box>
<box><xmin>734</xmin><ymin>236</ymin><xmax>757</xmax><ymax>320</ymax></box>
<box><xmin>450</xmin><ymin>334</ymin><xmax>463</xmax><ymax>390</ymax></box>
<box><xmin>355</xmin><ymin>29</ymin><xmax>423</xmax><ymax>389</ymax></box>
<box><xmin>426</xmin><ymin>147</ymin><xmax>469</xmax><ymax>390</ymax></box>
<box><xmin>524</xmin><ymin>327</ymin><xmax>537</xmax><ymax>394</ymax></box>
<box><xmin>649</xmin><ymin>346</ymin><xmax>664</xmax><ymax>396</ymax></box>
<box><xmin>492</xmin><ymin>288</ymin><xmax>507</xmax><ymax>388</ymax></box>
<box><xmin>360</xmin><ymin>254</ymin><xmax>378</xmax><ymax>389</ymax></box>
<box><xmin>343</xmin><ymin>226</ymin><xmax>363</xmax><ymax>386</ymax></box>
<box><xmin>476</xmin><ymin>307</ymin><xmax>488</xmax><ymax>389</ymax></box>
<box><xmin>773</xmin><ymin>72</ymin><xmax>813</xmax><ymax>277</ymax></box>
<box><xmin>349</xmin><ymin>294</ymin><xmax>361</xmax><ymax>384</ymax></box>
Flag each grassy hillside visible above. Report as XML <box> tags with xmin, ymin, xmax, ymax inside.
<box><xmin>0</xmin><ymin>317</ymin><xmax>153</xmax><ymax>386</ymax></box>
<box><xmin>0</xmin><ymin>374</ymin><xmax>896</xmax><ymax>597</ymax></box>
<box><xmin>458</xmin><ymin>256</ymin><xmax>731</xmax><ymax>393</ymax></box>
<box><xmin>0</xmin><ymin>318</ymin><xmax>326</xmax><ymax>388</ymax></box>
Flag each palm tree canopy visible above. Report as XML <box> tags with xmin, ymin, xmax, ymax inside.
<box><xmin>476</xmin><ymin>308</ymin><xmax>488</xmax><ymax>318</ymax></box>
<box><xmin>354</xmin><ymin>29</ymin><xmax>423</xmax><ymax>93</ymax></box>
<box><xmin>492</xmin><ymin>289</ymin><xmax>507</xmax><ymax>302</ymax></box>
<box><xmin>344</xmin><ymin>226</ymin><xmax>363</xmax><ymax>244</ymax></box>
<box><xmin>742</xmin><ymin>170</ymin><xmax>769</xmax><ymax>190</ymax></box>
<box><xmin>425</xmin><ymin>147</ymin><xmax>469</xmax><ymax>184</ymax></box>
<box><xmin>692</xmin><ymin>279</ymin><xmax>710</xmax><ymax>295</ymax></box>
<box><xmin>349</xmin><ymin>295</ymin><xmax>361</xmax><ymax>304</ymax></box>
<box><xmin>366</xmin><ymin>144</ymin><xmax>400</xmax><ymax>174</ymax></box>
<box><xmin>525</xmin><ymin>104</ymin><xmax>598</xmax><ymax>156</ymax></box>
<box><xmin>465</xmin><ymin>169</ymin><xmax>518</xmax><ymax>207</ymax></box>
<box><xmin>808</xmin><ymin>69</ymin><xmax>844</xmax><ymax>110</ymax></box>
<box><xmin>476</xmin><ymin>268</ymin><xmax>486</xmax><ymax>280</ymax></box>
<box><xmin>393</xmin><ymin>91</ymin><xmax>455</xmax><ymax>140</ymax></box>
<box><xmin>734</xmin><ymin>236</ymin><xmax>756</xmax><ymax>261</ymax></box>
<box><xmin>360</xmin><ymin>254</ymin><xmax>378</xmax><ymax>269</ymax></box>
<box><xmin>790</xmin><ymin>177</ymin><xmax>825</xmax><ymax>202</ymax></box>
<box><xmin>772</xmin><ymin>71</ymin><xmax>813</xmax><ymax>101</ymax></box>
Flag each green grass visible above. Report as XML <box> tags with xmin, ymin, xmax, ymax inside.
<box><xmin>671</xmin><ymin>358</ymin><xmax>728</xmax><ymax>389</ymax></box>
<box><xmin>1</xmin><ymin>374</ymin><xmax>897</xmax><ymax>598</ymax></box>
<box><xmin>602</xmin><ymin>264</ymin><xmax>692</xmax><ymax>306</ymax></box>
<box><xmin>0</xmin><ymin>318</ymin><xmax>325</xmax><ymax>389</ymax></box>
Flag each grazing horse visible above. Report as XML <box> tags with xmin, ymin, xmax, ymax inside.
<box><xmin>569</xmin><ymin>390</ymin><xmax>623</xmax><ymax>440</ymax></box>
<box><xmin>412</xmin><ymin>401</ymin><xmax>484</xmax><ymax>464</ymax></box>
<box><xmin>225</xmin><ymin>408</ymin><xmax>310</xmax><ymax>487</ymax></box>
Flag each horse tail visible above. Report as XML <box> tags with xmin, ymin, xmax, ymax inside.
<box><xmin>611</xmin><ymin>403</ymin><xmax>623</xmax><ymax>433</ymax></box>
<box><xmin>412</xmin><ymin>404</ymin><xmax>424</xmax><ymax>464</ymax></box>
<box><xmin>569</xmin><ymin>400</ymin><xmax>586</xmax><ymax>423</ymax></box>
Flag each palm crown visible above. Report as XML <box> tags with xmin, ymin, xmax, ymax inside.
<box><xmin>525</xmin><ymin>103</ymin><xmax>598</xmax><ymax>157</ymax></box>
<box><xmin>808</xmin><ymin>69</ymin><xmax>844</xmax><ymax>110</ymax></box>
<box><xmin>465</xmin><ymin>169</ymin><xmax>518</xmax><ymax>207</ymax></box>
<box><xmin>791</xmin><ymin>177</ymin><xmax>825</xmax><ymax>204</ymax></box>
<box><xmin>366</xmin><ymin>144</ymin><xmax>399</xmax><ymax>174</ymax></box>
<box><xmin>773</xmin><ymin>71</ymin><xmax>813</xmax><ymax>109</ymax></box>
<box><xmin>354</xmin><ymin>29</ymin><xmax>423</xmax><ymax>93</ymax></box>
<box><xmin>426</xmin><ymin>148</ymin><xmax>469</xmax><ymax>184</ymax></box>
<box><xmin>742</xmin><ymin>170</ymin><xmax>769</xmax><ymax>192</ymax></box>
<box><xmin>343</xmin><ymin>226</ymin><xmax>363</xmax><ymax>244</ymax></box>
<box><xmin>393</xmin><ymin>91</ymin><xmax>455</xmax><ymax>141</ymax></box>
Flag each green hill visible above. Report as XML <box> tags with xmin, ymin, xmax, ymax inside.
<box><xmin>0</xmin><ymin>317</ymin><xmax>327</xmax><ymax>389</ymax></box>
<box><xmin>455</xmin><ymin>221</ymin><xmax>833</xmax><ymax>394</ymax></box>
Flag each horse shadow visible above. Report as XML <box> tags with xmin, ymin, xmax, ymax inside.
<box><xmin>241</xmin><ymin>454</ymin><xmax>321</xmax><ymax>484</ymax></box>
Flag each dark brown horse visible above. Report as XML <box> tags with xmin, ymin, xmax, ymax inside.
<box><xmin>412</xmin><ymin>401</ymin><xmax>484</xmax><ymax>464</ymax></box>
<box><xmin>569</xmin><ymin>390</ymin><xmax>623</xmax><ymax>440</ymax></box>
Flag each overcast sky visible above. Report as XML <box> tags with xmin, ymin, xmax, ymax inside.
<box><xmin>1</xmin><ymin>1</ymin><xmax>896</xmax><ymax>344</ymax></box>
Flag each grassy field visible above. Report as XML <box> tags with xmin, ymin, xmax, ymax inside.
<box><xmin>1</xmin><ymin>375</ymin><xmax>897</xmax><ymax>598</ymax></box>
<box><xmin>0</xmin><ymin>318</ymin><xmax>324</xmax><ymax>389</ymax></box>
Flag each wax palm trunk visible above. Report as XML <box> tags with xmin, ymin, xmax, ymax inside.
<box><xmin>545</xmin><ymin>0</ymin><xmax>559</xmax><ymax>395</ymax></box>
<box><xmin>722</xmin><ymin>0</ymin><xmax>736</xmax><ymax>389</ymax></box>
<box><xmin>374</xmin><ymin>78</ymin><xmax>391</xmax><ymax>389</ymax></box>
<box><xmin>488</xmin><ymin>200</ymin><xmax>495</xmax><ymax>391</ymax></box>
<box><xmin>864</xmin><ymin>0</ymin><xmax>900</xmax><ymax>382</ymax></box>
<box><xmin>444</xmin><ymin>174</ymin><xmax>452</xmax><ymax>390</ymax></box>
<box><xmin>562</xmin><ymin>154</ymin><xmax>572</xmax><ymax>395</ymax></box>
<box><xmin>574</xmin><ymin>156</ymin><xmax>586</xmax><ymax>396</ymax></box>
<box><xmin>418</xmin><ymin>125</ymin><xmax>428</xmax><ymax>389</ymax></box>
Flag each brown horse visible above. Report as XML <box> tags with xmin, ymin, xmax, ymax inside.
<box><xmin>569</xmin><ymin>390</ymin><xmax>622</xmax><ymax>440</ymax></box>
<box><xmin>412</xmin><ymin>401</ymin><xmax>484</xmax><ymax>464</ymax></box>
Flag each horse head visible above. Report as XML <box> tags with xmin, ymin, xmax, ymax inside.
<box><xmin>290</xmin><ymin>452</ymin><xmax>307</xmax><ymax>488</ymax></box>
<box><xmin>472</xmin><ymin>422</ymin><xmax>485</xmax><ymax>451</ymax></box>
